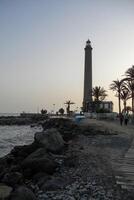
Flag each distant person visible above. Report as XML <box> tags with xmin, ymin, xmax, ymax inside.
<box><xmin>124</xmin><ymin>113</ymin><xmax>129</xmax><ymax>126</ymax></box>
<box><xmin>119</xmin><ymin>113</ymin><xmax>124</xmax><ymax>126</ymax></box>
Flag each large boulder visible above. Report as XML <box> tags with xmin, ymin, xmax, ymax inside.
<box><xmin>34</xmin><ymin>128</ymin><xmax>64</xmax><ymax>153</ymax></box>
<box><xmin>11</xmin><ymin>142</ymin><xmax>38</xmax><ymax>160</ymax></box>
<box><xmin>0</xmin><ymin>184</ymin><xmax>12</xmax><ymax>199</ymax></box>
<box><xmin>32</xmin><ymin>172</ymin><xmax>51</xmax><ymax>187</ymax></box>
<box><xmin>2</xmin><ymin>172</ymin><xmax>23</xmax><ymax>186</ymax></box>
<box><xmin>21</xmin><ymin>148</ymin><xmax>57</xmax><ymax>175</ymax></box>
<box><xmin>10</xmin><ymin>186</ymin><xmax>36</xmax><ymax>200</ymax></box>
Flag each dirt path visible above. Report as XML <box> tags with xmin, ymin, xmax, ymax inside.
<box><xmin>80</xmin><ymin>119</ymin><xmax>134</xmax><ymax>192</ymax></box>
<box><xmin>80</xmin><ymin>118</ymin><xmax>134</xmax><ymax>135</ymax></box>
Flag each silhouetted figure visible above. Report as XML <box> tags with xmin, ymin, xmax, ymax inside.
<box><xmin>119</xmin><ymin>113</ymin><xmax>124</xmax><ymax>126</ymax></box>
<box><xmin>64</xmin><ymin>100</ymin><xmax>75</xmax><ymax>116</ymax></box>
<box><xmin>124</xmin><ymin>113</ymin><xmax>129</xmax><ymax>126</ymax></box>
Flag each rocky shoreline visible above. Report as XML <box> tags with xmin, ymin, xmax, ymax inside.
<box><xmin>0</xmin><ymin>118</ymin><xmax>133</xmax><ymax>199</ymax></box>
<box><xmin>0</xmin><ymin>114</ymin><xmax>48</xmax><ymax>126</ymax></box>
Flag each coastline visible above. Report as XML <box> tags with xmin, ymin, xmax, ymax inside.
<box><xmin>0</xmin><ymin>118</ymin><xmax>133</xmax><ymax>199</ymax></box>
<box><xmin>0</xmin><ymin>114</ymin><xmax>48</xmax><ymax>126</ymax></box>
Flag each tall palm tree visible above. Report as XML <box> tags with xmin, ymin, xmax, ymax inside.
<box><xmin>120</xmin><ymin>89</ymin><xmax>131</xmax><ymax>112</ymax></box>
<box><xmin>110</xmin><ymin>79</ymin><xmax>124</xmax><ymax>114</ymax></box>
<box><xmin>125</xmin><ymin>65</ymin><xmax>134</xmax><ymax>113</ymax></box>
<box><xmin>92</xmin><ymin>86</ymin><xmax>107</xmax><ymax>101</ymax></box>
<box><xmin>125</xmin><ymin>65</ymin><xmax>134</xmax><ymax>79</ymax></box>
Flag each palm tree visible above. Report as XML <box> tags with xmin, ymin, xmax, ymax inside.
<box><xmin>125</xmin><ymin>65</ymin><xmax>134</xmax><ymax>113</ymax></box>
<box><xmin>92</xmin><ymin>86</ymin><xmax>107</xmax><ymax>101</ymax></box>
<box><xmin>125</xmin><ymin>65</ymin><xmax>134</xmax><ymax>79</ymax></box>
<box><xmin>110</xmin><ymin>79</ymin><xmax>124</xmax><ymax>114</ymax></box>
<box><xmin>92</xmin><ymin>86</ymin><xmax>107</xmax><ymax>111</ymax></box>
<box><xmin>120</xmin><ymin>89</ymin><xmax>131</xmax><ymax>112</ymax></box>
<box><xmin>64</xmin><ymin>100</ymin><xmax>75</xmax><ymax>116</ymax></box>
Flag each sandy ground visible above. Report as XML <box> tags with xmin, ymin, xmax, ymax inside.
<box><xmin>79</xmin><ymin>118</ymin><xmax>134</xmax><ymax>169</ymax></box>
<box><xmin>80</xmin><ymin>118</ymin><xmax>134</xmax><ymax>135</ymax></box>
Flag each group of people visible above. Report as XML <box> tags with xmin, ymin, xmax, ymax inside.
<box><xmin>119</xmin><ymin>112</ymin><xmax>129</xmax><ymax>126</ymax></box>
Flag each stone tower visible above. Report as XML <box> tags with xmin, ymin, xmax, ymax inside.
<box><xmin>83</xmin><ymin>40</ymin><xmax>92</xmax><ymax>112</ymax></box>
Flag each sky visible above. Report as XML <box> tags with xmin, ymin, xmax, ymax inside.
<box><xmin>0</xmin><ymin>0</ymin><xmax>134</xmax><ymax>113</ymax></box>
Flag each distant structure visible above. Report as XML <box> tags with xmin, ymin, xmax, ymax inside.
<box><xmin>83</xmin><ymin>40</ymin><xmax>92</xmax><ymax>112</ymax></box>
<box><xmin>99</xmin><ymin>101</ymin><xmax>113</xmax><ymax>112</ymax></box>
<box><xmin>92</xmin><ymin>101</ymin><xmax>113</xmax><ymax>113</ymax></box>
<box><xmin>82</xmin><ymin>40</ymin><xmax>113</xmax><ymax>113</ymax></box>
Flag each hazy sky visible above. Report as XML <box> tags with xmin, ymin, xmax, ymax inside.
<box><xmin>0</xmin><ymin>0</ymin><xmax>134</xmax><ymax>113</ymax></box>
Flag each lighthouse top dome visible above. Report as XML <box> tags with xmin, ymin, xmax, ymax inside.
<box><xmin>85</xmin><ymin>39</ymin><xmax>92</xmax><ymax>49</ymax></box>
<box><xmin>86</xmin><ymin>39</ymin><xmax>91</xmax><ymax>46</ymax></box>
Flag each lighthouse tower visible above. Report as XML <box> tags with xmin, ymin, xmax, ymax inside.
<box><xmin>83</xmin><ymin>40</ymin><xmax>92</xmax><ymax>112</ymax></box>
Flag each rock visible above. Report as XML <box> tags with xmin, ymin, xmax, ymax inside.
<box><xmin>10</xmin><ymin>186</ymin><xmax>36</xmax><ymax>200</ymax></box>
<box><xmin>42</xmin><ymin>118</ymin><xmax>72</xmax><ymax>130</ymax></box>
<box><xmin>34</xmin><ymin>128</ymin><xmax>64</xmax><ymax>153</ymax></box>
<box><xmin>33</xmin><ymin>173</ymin><xmax>51</xmax><ymax>187</ymax></box>
<box><xmin>21</xmin><ymin>148</ymin><xmax>57</xmax><ymax>175</ymax></box>
<box><xmin>64</xmin><ymin>155</ymin><xmax>78</xmax><ymax>168</ymax></box>
<box><xmin>0</xmin><ymin>184</ymin><xmax>12</xmax><ymax>199</ymax></box>
<box><xmin>23</xmin><ymin>168</ymin><xmax>32</xmax><ymax>179</ymax></box>
<box><xmin>2</xmin><ymin>172</ymin><xmax>23</xmax><ymax>186</ymax></box>
<box><xmin>10</xmin><ymin>164</ymin><xmax>21</xmax><ymax>172</ymax></box>
<box><xmin>61</xmin><ymin>131</ymin><xmax>73</xmax><ymax>142</ymax></box>
<box><xmin>41</xmin><ymin>177</ymin><xmax>66</xmax><ymax>191</ymax></box>
<box><xmin>11</xmin><ymin>142</ymin><xmax>38</xmax><ymax>160</ymax></box>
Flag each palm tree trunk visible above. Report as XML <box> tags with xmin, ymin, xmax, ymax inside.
<box><xmin>132</xmin><ymin>91</ymin><xmax>134</xmax><ymax>114</ymax></box>
<box><xmin>119</xmin><ymin>95</ymin><xmax>121</xmax><ymax>114</ymax></box>
<box><xmin>124</xmin><ymin>101</ymin><xmax>126</xmax><ymax>112</ymax></box>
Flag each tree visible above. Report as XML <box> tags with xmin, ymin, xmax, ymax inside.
<box><xmin>120</xmin><ymin>89</ymin><xmax>131</xmax><ymax>112</ymax></box>
<box><xmin>125</xmin><ymin>65</ymin><xmax>134</xmax><ymax>79</ymax></box>
<box><xmin>41</xmin><ymin>109</ymin><xmax>47</xmax><ymax>115</ymax></box>
<box><xmin>64</xmin><ymin>100</ymin><xmax>75</xmax><ymax>116</ymax></box>
<box><xmin>59</xmin><ymin>108</ymin><xmax>64</xmax><ymax>115</ymax></box>
<box><xmin>92</xmin><ymin>86</ymin><xmax>107</xmax><ymax>101</ymax></box>
<box><xmin>125</xmin><ymin>65</ymin><xmax>134</xmax><ymax>113</ymax></box>
<box><xmin>110</xmin><ymin>79</ymin><xmax>124</xmax><ymax>114</ymax></box>
<box><xmin>92</xmin><ymin>86</ymin><xmax>107</xmax><ymax>112</ymax></box>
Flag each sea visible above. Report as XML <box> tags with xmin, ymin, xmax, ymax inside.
<box><xmin>0</xmin><ymin>113</ymin><xmax>20</xmax><ymax>117</ymax></box>
<box><xmin>0</xmin><ymin>113</ymin><xmax>42</xmax><ymax>158</ymax></box>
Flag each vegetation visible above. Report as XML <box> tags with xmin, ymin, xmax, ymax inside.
<box><xmin>120</xmin><ymin>89</ymin><xmax>131</xmax><ymax>113</ymax></box>
<box><xmin>41</xmin><ymin>109</ymin><xmax>47</xmax><ymax>115</ymax></box>
<box><xmin>92</xmin><ymin>86</ymin><xmax>107</xmax><ymax>112</ymax></box>
<box><xmin>64</xmin><ymin>100</ymin><xmax>75</xmax><ymax>116</ymax></box>
<box><xmin>110</xmin><ymin>79</ymin><xmax>124</xmax><ymax>114</ymax></box>
<box><xmin>110</xmin><ymin>65</ymin><xmax>134</xmax><ymax>114</ymax></box>
<box><xmin>125</xmin><ymin>65</ymin><xmax>134</xmax><ymax>113</ymax></box>
<box><xmin>92</xmin><ymin>86</ymin><xmax>107</xmax><ymax>101</ymax></box>
<box><xmin>59</xmin><ymin>108</ymin><xmax>64</xmax><ymax>115</ymax></box>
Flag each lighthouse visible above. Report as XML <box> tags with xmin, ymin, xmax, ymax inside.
<box><xmin>83</xmin><ymin>40</ymin><xmax>92</xmax><ymax>112</ymax></box>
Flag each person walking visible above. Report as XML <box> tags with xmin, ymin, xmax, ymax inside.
<box><xmin>124</xmin><ymin>113</ymin><xmax>129</xmax><ymax>126</ymax></box>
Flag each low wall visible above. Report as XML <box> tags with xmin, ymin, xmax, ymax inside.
<box><xmin>84</xmin><ymin>112</ymin><xmax>117</xmax><ymax>120</ymax></box>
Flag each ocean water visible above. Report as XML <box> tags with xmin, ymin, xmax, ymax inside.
<box><xmin>0</xmin><ymin>113</ymin><xmax>20</xmax><ymax>117</ymax></box>
<box><xmin>0</xmin><ymin>125</ymin><xmax>42</xmax><ymax>158</ymax></box>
